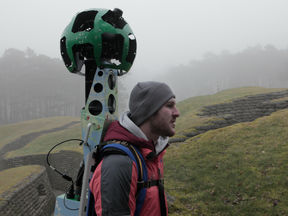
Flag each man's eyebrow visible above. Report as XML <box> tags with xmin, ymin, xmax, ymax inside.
<box><xmin>167</xmin><ymin>99</ymin><xmax>175</xmax><ymax>103</ymax></box>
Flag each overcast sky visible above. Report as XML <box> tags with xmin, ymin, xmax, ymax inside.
<box><xmin>1</xmin><ymin>0</ymin><xmax>288</xmax><ymax>82</ymax></box>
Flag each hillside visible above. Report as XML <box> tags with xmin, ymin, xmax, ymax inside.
<box><xmin>0</xmin><ymin>87</ymin><xmax>288</xmax><ymax>215</ymax></box>
<box><xmin>166</xmin><ymin>109</ymin><xmax>288</xmax><ymax>215</ymax></box>
<box><xmin>166</xmin><ymin>87</ymin><xmax>288</xmax><ymax>215</ymax></box>
<box><xmin>0</xmin><ymin>116</ymin><xmax>80</xmax><ymax>150</ymax></box>
<box><xmin>175</xmin><ymin>86</ymin><xmax>287</xmax><ymax>132</ymax></box>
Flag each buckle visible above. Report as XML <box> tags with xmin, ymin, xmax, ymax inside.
<box><xmin>138</xmin><ymin>180</ymin><xmax>164</xmax><ymax>188</ymax></box>
<box><xmin>147</xmin><ymin>180</ymin><xmax>151</xmax><ymax>188</ymax></box>
<box><xmin>137</xmin><ymin>181</ymin><xmax>144</xmax><ymax>189</ymax></box>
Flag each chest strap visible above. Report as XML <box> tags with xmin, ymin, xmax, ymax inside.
<box><xmin>137</xmin><ymin>179</ymin><xmax>164</xmax><ymax>189</ymax></box>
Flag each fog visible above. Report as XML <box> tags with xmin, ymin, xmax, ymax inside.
<box><xmin>1</xmin><ymin>0</ymin><xmax>288</xmax><ymax>93</ymax></box>
<box><xmin>1</xmin><ymin>43</ymin><xmax>288</xmax><ymax>126</ymax></box>
<box><xmin>1</xmin><ymin>1</ymin><xmax>288</xmax><ymax>125</ymax></box>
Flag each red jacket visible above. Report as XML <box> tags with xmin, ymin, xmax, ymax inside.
<box><xmin>89</xmin><ymin>121</ymin><xmax>169</xmax><ymax>216</ymax></box>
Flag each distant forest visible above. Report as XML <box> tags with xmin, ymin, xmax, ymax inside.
<box><xmin>156</xmin><ymin>44</ymin><xmax>288</xmax><ymax>101</ymax></box>
<box><xmin>0</xmin><ymin>48</ymin><xmax>127</xmax><ymax>126</ymax></box>
<box><xmin>0</xmin><ymin>44</ymin><xmax>288</xmax><ymax>126</ymax></box>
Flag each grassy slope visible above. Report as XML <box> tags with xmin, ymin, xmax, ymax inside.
<box><xmin>0</xmin><ymin>116</ymin><xmax>80</xmax><ymax>149</ymax></box>
<box><xmin>0</xmin><ymin>165</ymin><xmax>41</xmax><ymax>199</ymax></box>
<box><xmin>165</xmin><ymin>87</ymin><xmax>288</xmax><ymax>215</ymax></box>
<box><xmin>0</xmin><ymin>117</ymin><xmax>82</xmax><ymax>203</ymax></box>
<box><xmin>175</xmin><ymin>86</ymin><xmax>287</xmax><ymax>132</ymax></box>
<box><xmin>1</xmin><ymin>87</ymin><xmax>288</xmax><ymax>215</ymax></box>
<box><xmin>165</xmin><ymin>110</ymin><xmax>288</xmax><ymax>215</ymax></box>
<box><xmin>5</xmin><ymin>122</ymin><xmax>83</xmax><ymax>158</ymax></box>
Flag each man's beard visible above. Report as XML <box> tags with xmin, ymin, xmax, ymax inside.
<box><xmin>149</xmin><ymin>112</ymin><xmax>175</xmax><ymax>137</ymax></box>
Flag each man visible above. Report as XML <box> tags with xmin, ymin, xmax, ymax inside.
<box><xmin>89</xmin><ymin>81</ymin><xmax>180</xmax><ymax>216</ymax></box>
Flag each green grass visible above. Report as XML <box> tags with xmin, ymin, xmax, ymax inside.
<box><xmin>271</xmin><ymin>96</ymin><xmax>288</xmax><ymax>102</ymax></box>
<box><xmin>165</xmin><ymin>109</ymin><xmax>288</xmax><ymax>215</ymax></box>
<box><xmin>0</xmin><ymin>116</ymin><xmax>80</xmax><ymax>149</ymax></box>
<box><xmin>1</xmin><ymin>86</ymin><xmax>288</xmax><ymax>215</ymax></box>
<box><xmin>175</xmin><ymin>86</ymin><xmax>287</xmax><ymax>132</ymax></box>
<box><xmin>6</xmin><ymin>122</ymin><xmax>83</xmax><ymax>158</ymax></box>
<box><xmin>0</xmin><ymin>165</ymin><xmax>41</xmax><ymax>197</ymax></box>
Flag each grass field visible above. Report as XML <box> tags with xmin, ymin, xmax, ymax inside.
<box><xmin>1</xmin><ymin>86</ymin><xmax>288</xmax><ymax>215</ymax></box>
<box><xmin>175</xmin><ymin>86</ymin><xmax>287</xmax><ymax>132</ymax></box>
<box><xmin>165</xmin><ymin>109</ymin><xmax>288</xmax><ymax>215</ymax></box>
<box><xmin>0</xmin><ymin>116</ymin><xmax>80</xmax><ymax>150</ymax></box>
<box><xmin>0</xmin><ymin>165</ymin><xmax>42</xmax><ymax>199</ymax></box>
<box><xmin>5</xmin><ymin>122</ymin><xmax>83</xmax><ymax>158</ymax></box>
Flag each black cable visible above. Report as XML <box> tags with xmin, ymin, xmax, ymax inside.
<box><xmin>46</xmin><ymin>138</ymin><xmax>84</xmax><ymax>211</ymax></box>
<box><xmin>63</xmin><ymin>165</ymin><xmax>85</xmax><ymax>211</ymax></box>
<box><xmin>75</xmin><ymin>160</ymin><xmax>85</xmax><ymax>197</ymax></box>
<box><xmin>63</xmin><ymin>181</ymin><xmax>78</xmax><ymax>211</ymax></box>
<box><xmin>46</xmin><ymin>138</ymin><xmax>83</xmax><ymax>180</ymax></box>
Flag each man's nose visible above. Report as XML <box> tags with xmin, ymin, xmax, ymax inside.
<box><xmin>173</xmin><ymin>107</ymin><xmax>180</xmax><ymax>117</ymax></box>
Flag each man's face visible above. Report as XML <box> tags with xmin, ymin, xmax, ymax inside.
<box><xmin>149</xmin><ymin>98</ymin><xmax>180</xmax><ymax>137</ymax></box>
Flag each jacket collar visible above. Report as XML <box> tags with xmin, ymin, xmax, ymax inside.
<box><xmin>103</xmin><ymin>111</ymin><xmax>169</xmax><ymax>155</ymax></box>
<box><xmin>119</xmin><ymin>111</ymin><xmax>169</xmax><ymax>155</ymax></box>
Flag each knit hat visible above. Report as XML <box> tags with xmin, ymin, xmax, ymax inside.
<box><xmin>129</xmin><ymin>81</ymin><xmax>175</xmax><ymax>126</ymax></box>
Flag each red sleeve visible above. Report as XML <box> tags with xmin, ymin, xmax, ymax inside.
<box><xmin>89</xmin><ymin>154</ymin><xmax>138</xmax><ymax>216</ymax></box>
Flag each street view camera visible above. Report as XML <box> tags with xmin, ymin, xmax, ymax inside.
<box><xmin>51</xmin><ymin>8</ymin><xmax>137</xmax><ymax>216</ymax></box>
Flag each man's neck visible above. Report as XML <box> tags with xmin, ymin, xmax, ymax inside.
<box><xmin>139</xmin><ymin>122</ymin><xmax>159</xmax><ymax>143</ymax></box>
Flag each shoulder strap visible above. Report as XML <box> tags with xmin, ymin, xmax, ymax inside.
<box><xmin>98</xmin><ymin>141</ymin><xmax>166</xmax><ymax>216</ymax></box>
<box><xmin>129</xmin><ymin>145</ymin><xmax>166</xmax><ymax>216</ymax></box>
<box><xmin>103</xmin><ymin>141</ymin><xmax>143</xmax><ymax>182</ymax></box>
<box><xmin>128</xmin><ymin>144</ymin><xmax>147</xmax><ymax>216</ymax></box>
<box><xmin>102</xmin><ymin>142</ymin><xmax>147</xmax><ymax>216</ymax></box>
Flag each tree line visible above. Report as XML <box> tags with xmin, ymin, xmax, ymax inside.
<box><xmin>155</xmin><ymin>44</ymin><xmax>288</xmax><ymax>101</ymax></box>
<box><xmin>1</xmin><ymin>44</ymin><xmax>288</xmax><ymax>126</ymax></box>
<box><xmin>0</xmin><ymin>48</ymin><xmax>127</xmax><ymax>126</ymax></box>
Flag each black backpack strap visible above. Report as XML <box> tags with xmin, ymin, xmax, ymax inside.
<box><xmin>158</xmin><ymin>180</ymin><xmax>167</xmax><ymax>216</ymax></box>
<box><xmin>105</xmin><ymin>140</ymin><xmax>144</xmax><ymax>197</ymax></box>
<box><xmin>137</xmin><ymin>179</ymin><xmax>164</xmax><ymax>189</ymax></box>
<box><xmin>137</xmin><ymin>176</ymin><xmax>167</xmax><ymax>216</ymax></box>
<box><xmin>137</xmin><ymin>178</ymin><xmax>166</xmax><ymax>216</ymax></box>
<box><xmin>104</xmin><ymin>140</ymin><xmax>167</xmax><ymax>215</ymax></box>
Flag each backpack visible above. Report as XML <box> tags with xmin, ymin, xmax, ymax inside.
<box><xmin>86</xmin><ymin>140</ymin><xmax>166</xmax><ymax>216</ymax></box>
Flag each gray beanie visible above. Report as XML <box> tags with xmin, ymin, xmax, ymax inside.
<box><xmin>129</xmin><ymin>81</ymin><xmax>175</xmax><ymax>126</ymax></box>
